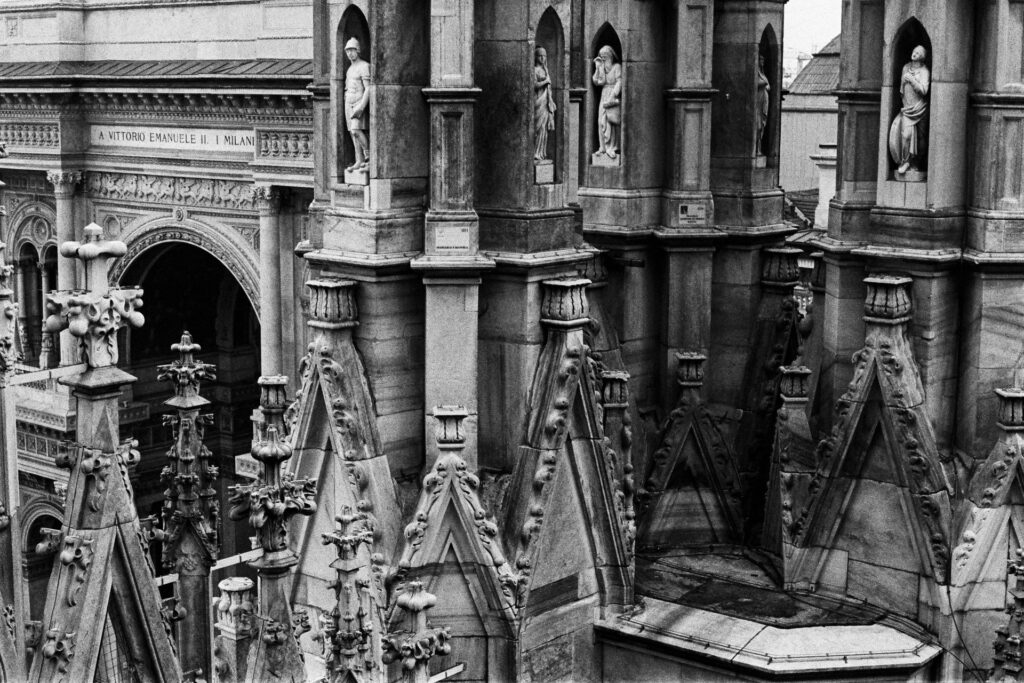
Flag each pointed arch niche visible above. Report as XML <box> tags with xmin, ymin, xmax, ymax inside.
<box><xmin>888</xmin><ymin>18</ymin><xmax>931</xmax><ymax>178</ymax></box>
<box><xmin>535</xmin><ymin>7</ymin><xmax>565</xmax><ymax>183</ymax></box>
<box><xmin>336</xmin><ymin>5</ymin><xmax>371</xmax><ymax>178</ymax></box>
<box><xmin>590</xmin><ymin>23</ymin><xmax>623</xmax><ymax>166</ymax></box>
<box><xmin>758</xmin><ymin>25</ymin><xmax>780</xmax><ymax>166</ymax></box>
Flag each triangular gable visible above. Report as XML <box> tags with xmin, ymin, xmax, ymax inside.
<box><xmin>790</xmin><ymin>288</ymin><xmax>953</xmax><ymax>588</ymax></box>
<box><xmin>501</xmin><ymin>282</ymin><xmax>634</xmax><ymax>616</ymax></box>
<box><xmin>29</xmin><ymin>508</ymin><xmax>178</xmax><ymax>682</ymax></box>
<box><xmin>397</xmin><ymin>452</ymin><xmax>519</xmax><ymax>626</ymax></box>
<box><xmin>639</xmin><ymin>398</ymin><xmax>744</xmax><ymax>548</ymax></box>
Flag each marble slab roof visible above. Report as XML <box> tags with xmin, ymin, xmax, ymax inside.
<box><xmin>0</xmin><ymin>58</ymin><xmax>312</xmax><ymax>81</ymax></box>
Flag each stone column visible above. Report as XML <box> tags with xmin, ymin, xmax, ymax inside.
<box><xmin>811</xmin><ymin>144</ymin><xmax>837</xmax><ymax>229</ymax></box>
<box><xmin>36</xmin><ymin>262</ymin><xmax>53</xmax><ymax>369</ymax></box>
<box><xmin>254</xmin><ymin>185</ymin><xmax>283</xmax><ymax>376</ymax></box>
<box><xmin>412</xmin><ymin>0</ymin><xmax>494</xmax><ymax>469</ymax></box>
<box><xmin>45</xmin><ymin>170</ymin><xmax>82</xmax><ymax>365</ymax></box>
<box><xmin>0</xmin><ymin>245</ymin><xmax>26</xmax><ymax>678</ymax></box>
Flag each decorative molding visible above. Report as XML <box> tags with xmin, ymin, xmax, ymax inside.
<box><xmin>85</xmin><ymin>172</ymin><xmax>256</xmax><ymax>211</ymax></box>
<box><xmin>0</xmin><ymin>123</ymin><xmax>59</xmax><ymax>149</ymax></box>
<box><xmin>109</xmin><ymin>220</ymin><xmax>259</xmax><ymax>315</ymax></box>
<box><xmin>257</xmin><ymin>130</ymin><xmax>312</xmax><ymax>160</ymax></box>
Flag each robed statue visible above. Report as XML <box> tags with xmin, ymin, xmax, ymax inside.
<box><xmin>888</xmin><ymin>45</ymin><xmax>930</xmax><ymax>177</ymax></box>
<box><xmin>592</xmin><ymin>45</ymin><xmax>622</xmax><ymax>160</ymax></box>
<box><xmin>534</xmin><ymin>47</ymin><xmax>556</xmax><ymax>161</ymax></box>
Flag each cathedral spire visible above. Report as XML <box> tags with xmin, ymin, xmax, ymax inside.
<box><xmin>228</xmin><ymin>375</ymin><xmax>315</xmax><ymax>681</ymax></box>
<box><xmin>157</xmin><ymin>330</ymin><xmax>219</xmax><ymax>679</ymax></box>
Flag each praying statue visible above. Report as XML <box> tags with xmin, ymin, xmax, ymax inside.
<box><xmin>755</xmin><ymin>54</ymin><xmax>770</xmax><ymax>156</ymax></box>
<box><xmin>592</xmin><ymin>45</ymin><xmax>622</xmax><ymax>160</ymax></box>
<box><xmin>534</xmin><ymin>47</ymin><xmax>556</xmax><ymax>161</ymax></box>
<box><xmin>344</xmin><ymin>37</ymin><xmax>371</xmax><ymax>172</ymax></box>
<box><xmin>888</xmin><ymin>45</ymin><xmax>930</xmax><ymax>177</ymax></box>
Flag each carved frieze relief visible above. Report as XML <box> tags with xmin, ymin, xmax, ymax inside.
<box><xmin>85</xmin><ymin>172</ymin><xmax>256</xmax><ymax>211</ymax></box>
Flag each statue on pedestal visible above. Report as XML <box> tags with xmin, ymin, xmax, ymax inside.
<box><xmin>592</xmin><ymin>45</ymin><xmax>622</xmax><ymax>160</ymax></box>
<box><xmin>534</xmin><ymin>47</ymin><xmax>556</xmax><ymax>161</ymax></box>
<box><xmin>888</xmin><ymin>45</ymin><xmax>930</xmax><ymax>178</ymax></box>
<box><xmin>343</xmin><ymin>37</ymin><xmax>370</xmax><ymax>173</ymax></box>
<box><xmin>756</xmin><ymin>54</ymin><xmax>770</xmax><ymax>156</ymax></box>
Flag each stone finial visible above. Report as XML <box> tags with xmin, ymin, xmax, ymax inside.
<box><xmin>383</xmin><ymin>581</ymin><xmax>452</xmax><ymax>681</ymax></box>
<box><xmin>993</xmin><ymin>549</ymin><xmax>1024</xmax><ymax>679</ymax></box>
<box><xmin>997</xmin><ymin>388</ymin><xmax>1024</xmax><ymax>432</ymax></box>
<box><xmin>307</xmin><ymin>279</ymin><xmax>358</xmax><ymax>330</ymax></box>
<box><xmin>540</xmin><ymin>278</ymin><xmax>591</xmax><ymax>328</ymax></box>
<box><xmin>158</xmin><ymin>331</ymin><xmax>217</xmax><ymax>410</ymax></box>
<box><xmin>321</xmin><ymin>506</ymin><xmax>377</xmax><ymax>678</ymax></box>
<box><xmin>761</xmin><ymin>247</ymin><xmax>802</xmax><ymax>288</ymax></box>
<box><xmin>779</xmin><ymin>365</ymin><xmax>813</xmax><ymax>400</ymax></box>
<box><xmin>229</xmin><ymin>375</ymin><xmax>316</xmax><ymax>555</ymax></box>
<box><xmin>863</xmin><ymin>275</ymin><xmax>912</xmax><ymax>324</ymax></box>
<box><xmin>433</xmin><ymin>405</ymin><xmax>467</xmax><ymax>452</ymax></box>
<box><xmin>214</xmin><ymin>577</ymin><xmax>255</xmax><ymax>636</ymax></box>
<box><xmin>44</xmin><ymin>225</ymin><xmax>143</xmax><ymax>368</ymax></box>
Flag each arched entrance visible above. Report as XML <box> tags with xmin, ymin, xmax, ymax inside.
<box><xmin>120</xmin><ymin>242</ymin><xmax>261</xmax><ymax>562</ymax></box>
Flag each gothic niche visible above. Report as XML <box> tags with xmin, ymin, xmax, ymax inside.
<box><xmin>888</xmin><ymin>18</ymin><xmax>931</xmax><ymax>181</ymax></box>
<box><xmin>337</xmin><ymin>6</ymin><xmax>371</xmax><ymax>185</ymax></box>
<box><xmin>534</xmin><ymin>8</ymin><xmax>564</xmax><ymax>185</ymax></box>
<box><xmin>756</xmin><ymin>25</ymin><xmax>779</xmax><ymax>165</ymax></box>
<box><xmin>590</xmin><ymin>23</ymin><xmax>623</xmax><ymax>166</ymax></box>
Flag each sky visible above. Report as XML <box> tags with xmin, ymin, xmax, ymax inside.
<box><xmin>784</xmin><ymin>0</ymin><xmax>842</xmax><ymax>56</ymax></box>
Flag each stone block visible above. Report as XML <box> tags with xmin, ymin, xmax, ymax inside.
<box><xmin>373</xmin><ymin>84</ymin><xmax>430</xmax><ymax>179</ymax></box>
<box><xmin>846</xmin><ymin>558</ymin><xmax>919</xmax><ymax>617</ymax></box>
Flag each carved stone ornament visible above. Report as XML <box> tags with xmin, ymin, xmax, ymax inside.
<box><xmin>888</xmin><ymin>45</ymin><xmax>930</xmax><ymax>179</ymax></box>
<box><xmin>592</xmin><ymin>45</ymin><xmax>622</xmax><ymax>161</ymax></box>
<box><xmin>382</xmin><ymin>582</ymin><xmax>452</xmax><ymax>675</ymax></box>
<box><xmin>214</xmin><ymin>577</ymin><xmax>255</xmax><ymax>635</ymax></box>
<box><xmin>44</xmin><ymin>223</ymin><xmax>144</xmax><ymax>368</ymax></box>
<box><xmin>343</xmin><ymin>37</ymin><xmax>371</xmax><ymax>173</ymax></box>
<box><xmin>307</xmin><ymin>279</ymin><xmax>358</xmax><ymax>329</ymax></box>
<box><xmin>0</xmin><ymin>244</ymin><xmax>20</xmax><ymax>382</ymax></box>
<box><xmin>540</xmin><ymin>278</ymin><xmax>591</xmax><ymax>328</ymax></box>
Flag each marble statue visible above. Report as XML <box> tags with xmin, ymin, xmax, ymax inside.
<box><xmin>534</xmin><ymin>47</ymin><xmax>556</xmax><ymax>161</ymax></box>
<box><xmin>756</xmin><ymin>54</ymin><xmax>770</xmax><ymax>156</ymax></box>
<box><xmin>344</xmin><ymin>37</ymin><xmax>371</xmax><ymax>172</ymax></box>
<box><xmin>888</xmin><ymin>45</ymin><xmax>930</xmax><ymax>177</ymax></box>
<box><xmin>592</xmin><ymin>45</ymin><xmax>622</xmax><ymax>160</ymax></box>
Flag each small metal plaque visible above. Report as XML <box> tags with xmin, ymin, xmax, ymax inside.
<box><xmin>435</xmin><ymin>226</ymin><xmax>471</xmax><ymax>251</ymax></box>
<box><xmin>678</xmin><ymin>203</ymin><xmax>707</xmax><ymax>225</ymax></box>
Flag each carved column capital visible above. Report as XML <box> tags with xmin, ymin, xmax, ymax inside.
<box><xmin>432</xmin><ymin>405</ymin><xmax>467</xmax><ymax>452</ymax></box>
<box><xmin>214</xmin><ymin>577</ymin><xmax>255</xmax><ymax>637</ymax></box>
<box><xmin>540</xmin><ymin>278</ymin><xmax>591</xmax><ymax>328</ymax></box>
<box><xmin>863</xmin><ymin>275</ymin><xmax>913</xmax><ymax>324</ymax></box>
<box><xmin>306</xmin><ymin>279</ymin><xmax>358</xmax><ymax>329</ymax></box>
<box><xmin>779</xmin><ymin>365</ymin><xmax>813</xmax><ymax>400</ymax></box>
<box><xmin>45</xmin><ymin>170</ymin><xmax>82</xmax><ymax>198</ymax></box>
<box><xmin>253</xmin><ymin>185</ymin><xmax>281</xmax><ymax>215</ymax></box>
<box><xmin>761</xmin><ymin>247</ymin><xmax>802</xmax><ymax>288</ymax></box>
<box><xmin>996</xmin><ymin>388</ymin><xmax>1024</xmax><ymax>432</ymax></box>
